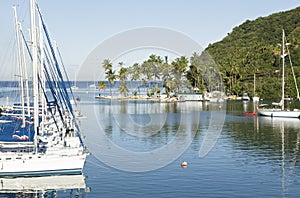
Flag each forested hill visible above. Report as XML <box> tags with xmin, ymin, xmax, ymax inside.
<box><xmin>204</xmin><ymin>6</ymin><xmax>300</xmax><ymax>100</ymax></box>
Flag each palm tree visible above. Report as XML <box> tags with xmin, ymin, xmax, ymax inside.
<box><xmin>140</xmin><ymin>61</ymin><xmax>153</xmax><ymax>96</ymax></box>
<box><xmin>161</xmin><ymin>56</ymin><xmax>174</xmax><ymax>96</ymax></box>
<box><xmin>119</xmin><ymin>81</ymin><xmax>129</xmax><ymax>97</ymax></box>
<box><xmin>128</xmin><ymin>63</ymin><xmax>141</xmax><ymax>96</ymax></box>
<box><xmin>118</xmin><ymin>66</ymin><xmax>129</xmax><ymax>97</ymax></box>
<box><xmin>118</xmin><ymin>67</ymin><xmax>127</xmax><ymax>81</ymax></box>
<box><xmin>106</xmin><ymin>70</ymin><xmax>117</xmax><ymax>98</ymax></box>
<box><xmin>189</xmin><ymin>53</ymin><xmax>206</xmax><ymax>92</ymax></box>
<box><xmin>102</xmin><ymin>59</ymin><xmax>113</xmax><ymax>71</ymax></box>
<box><xmin>171</xmin><ymin>56</ymin><xmax>188</xmax><ymax>92</ymax></box>
<box><xmin>98</xmin><ymin>81</ymin><xmax>106</xmax><ymax>95</ymax></box>
<box><xmin>102</xmin><ymin>59</ymin><xmax>116</xmax><ymax>98</ymax></box>
<box><xmin>148</xmin><ymin>54</ymin><xmax>163</xmax><ymax>81</ymax></box>
<box><xmin>139</xmin><ymin>54</ymin><xmax>164</xmax><ymax>95</ymax></box>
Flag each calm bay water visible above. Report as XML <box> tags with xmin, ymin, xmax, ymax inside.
<box><xmin>0</xmin><ymin>89</ymin><xmax>300</xmax><ymax>197</ymax></box>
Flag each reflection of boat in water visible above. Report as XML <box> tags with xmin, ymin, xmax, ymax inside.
<box><xmin>257</xmin><ymin>116</ymin><xmax>300</xmax><ymax>197</ymax></box>
<box><xmin>258</xmin><ymin>116</ymin><xmax>300</xmax><ymax>129</ymax></box>
<box><xmin>0</xmin><ymin>174</ymin><xmax>88</xmax><ymax>196</ymax></box>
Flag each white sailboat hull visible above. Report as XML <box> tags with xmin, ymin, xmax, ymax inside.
<box><xmin>257</xmin><ymin>109</ymin><xmax>300</xmax><ymax>118</ymax></box>
<box><xmin>0</xmin><ymin>153</ymin><xmax>86</xmax><ymax>177</ymax></box>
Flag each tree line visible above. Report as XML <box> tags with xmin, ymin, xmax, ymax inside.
<box><xmin>99</xmin><ymin>53</ymin><xmax>223</xmax><ymax>98</ymax></box>
<box><xmin>99</xmin><ymin>6</ymin><xmax>300</xmax><ymax>100</ymax></box>
<box><xmin>205</xmin><ymin>6</ymin><xmax>300</xmax><ymax>100</ymax></box>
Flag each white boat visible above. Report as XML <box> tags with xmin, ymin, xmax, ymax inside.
<box><xmin>257</xmin><ymin>29</ymin><xmax>300</xmax><ymax>118</ymax></box>
<box><xmin>89</xmin><ymin>83</ymin><xmax>96</xmax><ymax>89</ymax></box>
<box><xmin>242</xmin><ymin>93</ymin><xmax>250</xmax><ymax>101</ymax></box>
<box><xmin>71</xmin><ymin>85</ymin><xmax>79</xmax><ymax>90</ymax></box>
<box><xmin>0</xmin><ymin>152</ymin><xmax>86</xmax><ymax>177</ymax></box>
<box><xmin>0</xmin><ymin>0</ymin><xmax>87</xmax><ymax>177</ymax></box>
<box><xmin>258</xmin><ymin>108</ymin><xmax>300</xmax><ymax>118</ymax></box>
<box><xmin>208</xmin><ymin>91</ymin><xmax>226</xmax><ymax>103</ymax></box>
<box><xmin>71</xmin><ymin>69</ymin><xmax>79</xmax><ymax>90</ymax></box>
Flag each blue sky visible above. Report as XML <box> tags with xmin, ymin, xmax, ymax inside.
<box><xmin>0</xmin><ymin>0</ymin><xmax>300</xmax><ymax>80</ymax></box>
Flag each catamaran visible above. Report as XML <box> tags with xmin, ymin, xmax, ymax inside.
<box><xmin>0</xmin><ymin>0</ymin><xmax>87</xmax><ymax>177</ymax></box>
<box><xmin>257</xmin><ymin>29</ymin><xmax>300</xmax><ymax>118</ymax></box>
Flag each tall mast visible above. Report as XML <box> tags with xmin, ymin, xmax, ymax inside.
<box><xmin>38</xmin><ymin>12</ymin><xmax>46</xmax><ymax>134</ymax></box>
<box><xmin>253</xmin><ymin>73</ymin><xmax>256</xmax><ymax>97</ymax></box>
<box><xmin>30</xmin><ymin>0</ymin><xmax>39</xmax><ymax>146</ymax></box>
<box><xmin>13</xmin><ymin>6</ymin><xmax>26</xmax><ymax>128</ymax></box>
<box><xmin>19</xmin><ymin>24</ymin><xmax>31</xmax><ymax>117</ymax></box>
<box><xmin>281</xmin><ymin>29</ymin><xmax>286</xmax><ymax>111</ymax></box>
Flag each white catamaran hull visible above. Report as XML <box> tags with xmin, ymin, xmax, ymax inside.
<box><xmin>257</xmin><ymin>109</ymin><xmax>300</xmax><ymax>118</ymax></box>
<box><xmin>0</xmin><ymin>153</ymin><xmax>86</xmax><ymax>177</ymax></box>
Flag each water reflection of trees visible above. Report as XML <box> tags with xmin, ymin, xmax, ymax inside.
<box><xmin>95</xmin><ymin>101</ymin><xmax>208</xmax><ymax>151</ymax></box>
<box><xmin>96</xmin><ymin>100</ymin><xmax>205</xmax><ymax>115</ymax></box>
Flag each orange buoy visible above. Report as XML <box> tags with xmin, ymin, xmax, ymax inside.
<box><xmin>181</xmin><ymin>161</ymin><xmax>188</xmax><ymax>168</ymax></box>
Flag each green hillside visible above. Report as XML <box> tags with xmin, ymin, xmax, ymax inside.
<box><xmin>204</xmin><ymin>6</ymin><xmax>300</xmax><ymax>100</ymax></box>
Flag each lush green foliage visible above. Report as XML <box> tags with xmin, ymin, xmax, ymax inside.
<box><xmin>100</xmin><ymin>7</ymin><xmax>300</xmax><ymax>100</ymax></box>
<box><xmin>205</xmin><ymin>6</ymin><xmax>300</xmax><ymax>99</ymax></box>
<box><xmin>102</xmin><ymin>59</ymin><xmax>117</xmax><ymax>97</ymax></box>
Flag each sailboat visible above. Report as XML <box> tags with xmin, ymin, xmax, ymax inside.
<box><xmin>257</xmin><ymin>29</ymin><xmax>300</xmax><ymax>118</ymax></box>
<box><xmin>71</xmin><ymin>71</ymin><xmax>79</xmax><ymax>90</ymax></box>
<box><xmin>0</xmin><ymin>0</ymin><xmax>87</xmax><ymax>177</ymax></box>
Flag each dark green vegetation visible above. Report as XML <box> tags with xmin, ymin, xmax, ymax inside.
<box><xmin>206</xmin><ymin>6</ymin><xmax>300</xmax><ymax>100</ymax></box>
<box><xmin>100</xmin><ymin>6</ymin><xmax>300</xmax><ymax>100</ymax></box>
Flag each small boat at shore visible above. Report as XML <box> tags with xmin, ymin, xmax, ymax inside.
<box><xmin>242</xmin><ymin>93</ymin><xmax>250</xmax><ymax>101</ymax></box>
